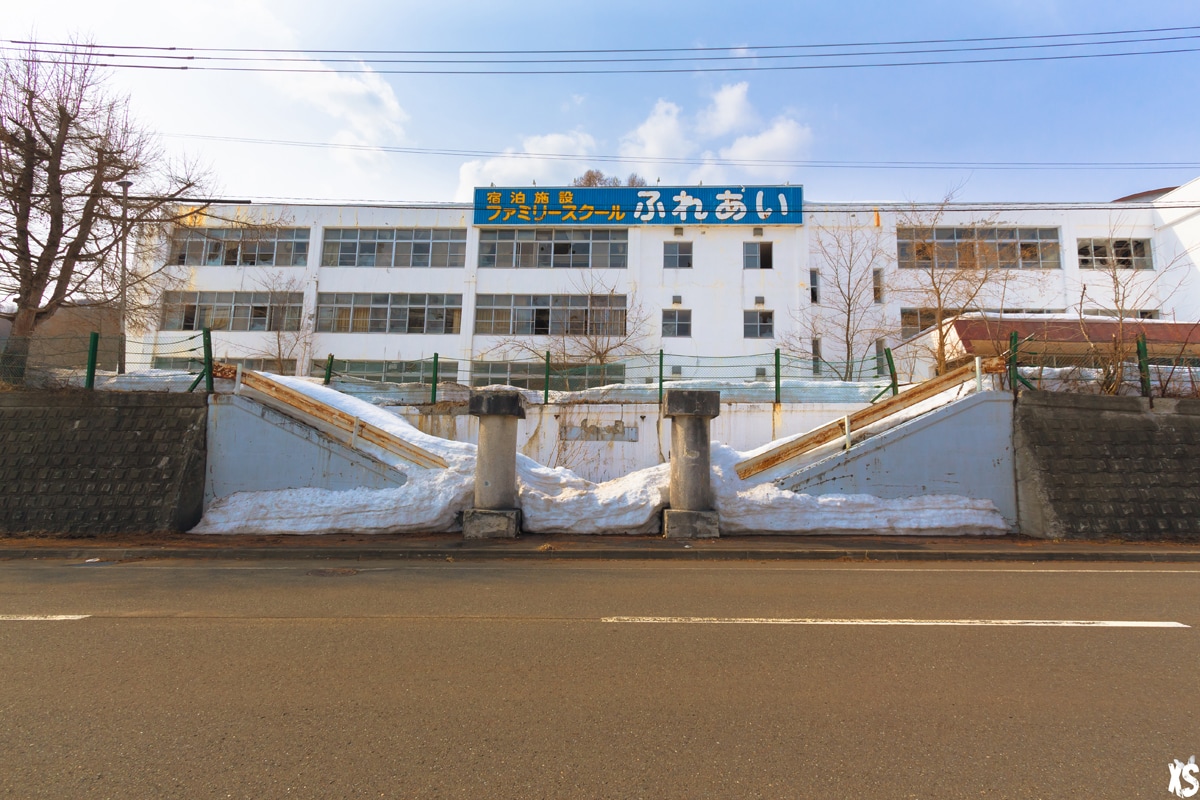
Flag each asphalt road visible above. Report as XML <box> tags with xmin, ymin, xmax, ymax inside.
<box><xmin>1</xmin><ymin>559</ymin><xmax>1198</xmax><ymax>799</ymax></box>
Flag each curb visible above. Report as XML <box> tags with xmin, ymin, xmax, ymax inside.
<box><xmin>3</xmin><ymin>546</ymin><xmax>1200</xmax><ymax>564</ymax></box>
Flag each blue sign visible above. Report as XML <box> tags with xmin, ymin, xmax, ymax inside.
<box><xmin>473</xmin><ymin>186</ymin><xmax>803</xmax><ymax>226</ymax></box>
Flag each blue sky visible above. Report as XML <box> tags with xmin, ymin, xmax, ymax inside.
<box><xmin>8</xmin><ymin>0</ymin><xmax>1200</xmax><ymax>203</ymax></box>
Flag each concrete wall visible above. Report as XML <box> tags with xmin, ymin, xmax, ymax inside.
<box><xmin>1014</xmin><ymin>392</ymin><xmax>1200</xmax><ymax>540</ymax></box>
<box><xmin>395</xmin><ymin>399</ymin><xmax>867</xmax><ymax>482</ymax></box>
<box><xmin>777</xmin><ymin>392</ymin><xmax>1018</xmax><ymax>530</ymax></box>
<box><xmin>205</xmin><ymin>394</ymin><xmax>405</xmax><ymax>509</ymax></box>
<box><xmin>0</xmin><ymin>391</ymin><xmax>206</xmax><ymax>536</ymax></box>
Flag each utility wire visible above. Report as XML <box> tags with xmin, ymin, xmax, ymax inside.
<box><xmin>160</xmin><ymin>133</ymin><xmax>1200</xmax><ymax>172</ymax></box>
<box><xmin>8</xmin><ymin>42</ymin><xmax>1200</xmax><ymax>74</ymax></box>
<box><xmin>10</xmin><ymin>25</ymin><xmax>1200</xmax><ymax>55</ymax></box>
<box><xmin>8</xmin><ymin>32</ymin><xmax>1200</xmax><ymax>66</ymax></box>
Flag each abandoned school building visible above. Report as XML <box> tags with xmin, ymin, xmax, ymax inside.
<box><xmin>131</xmin><ymin>180</ymin><xmax>1200</xmax><ymax>384</ymax></box>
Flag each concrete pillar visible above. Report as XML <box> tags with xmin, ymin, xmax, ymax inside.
<box><xmin>662</xmin><ymin>389</ymin><xmax>721</xmax><ymax>539</ymax></box>
<box><xmin>463</xmin><ymin>390</ymin><xmax>525</xmax><ymax>539</ymax></box>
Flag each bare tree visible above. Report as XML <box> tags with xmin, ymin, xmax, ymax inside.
<box><xmin>0</xmin><ymin>43</ymin><xmax>207</xmax><ymax>380</ymax></box>
<box><xmin>786</xmin><ymin>211</ymin><xmax>895</xmax><ymax>380</ymax></box>
<box><xmin>246</xmin><ymin>271</ymin><xmax>312</xmax><ymax>375</ymax></box>
<box><xmin>571</xmin><ymin>169</ymin><xmax>648</xmax><ymax>188</ymax></box>
<box><xmin>1071</xmin><ymin>224</ymin><xmax>1194</xmax><ymax>393</ymax></box>
<box><xmin>889</xmin><ymin>197</ymin><xmax>1043</xmax><ymax>375</ymax></box>
<box><xmin>481</xmin><ymin>272</ymin><xmax>651</xmax><ymax>388</ymax></box>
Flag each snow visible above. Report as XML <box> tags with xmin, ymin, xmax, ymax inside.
<box><xmin>192</xmin><ymin>372</ymin><xmax>1007</xmax><ymax>537</ymax></box>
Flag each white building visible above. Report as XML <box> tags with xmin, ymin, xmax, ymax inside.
<box><xmin>136</xmin><ymin>179</ymin><xmax>1200</xmax><ymax>386</ymax></box>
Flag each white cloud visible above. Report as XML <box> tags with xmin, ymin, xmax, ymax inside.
<box><xmin>455</xmin><ymin>131</ymin><xmax>596</xmax><ymax>201</ymax></box>
<box><xmin>265</xmin><ymin>65</ymin><xmax>409</xmax><ymax>169</ymax></box>
<box><xmin>617</xmin><ymin>99</ymin><xmax>694</xmax><ymax>181</ymax></box>
<box><xmin>691</xmin><ymin>117</ymin><xmax>813</xmax><ymax>184</ymax></box>
<box><xmin>696</xmin><ymin>82</ymin><xmax>756</xmax><ymax>137</ymax></box>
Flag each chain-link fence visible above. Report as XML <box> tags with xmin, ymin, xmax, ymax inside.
<box><xmin>1007</xmin><ymin>331</ymin><xmax>1200</xmax><ymax>398</ymax></box>
<box><xmin>309</xmin><ymin>349</ymin><xmax>896</xmax><ymax>406</ymax></box>
<box><xmin>0</xmin><ymin>332</ymin><xmax>207</xmax><ymax>392</ymax></box>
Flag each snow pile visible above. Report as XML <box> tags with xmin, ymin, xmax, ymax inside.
<box><xmin>193</xmin><ymin>373</ymin><xmax>1006</xmax><ymax>536</ymax></box>
<box><xmin>710</xmin><ymin>444</ymin><xmax>1004</xmax><ymax>535</ymax></box>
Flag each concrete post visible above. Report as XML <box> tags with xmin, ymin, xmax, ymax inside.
<box><xmin>463</xmin><ymin>390</ymin><xmax>525</xmax><ymax>539</ymax></box>
<box><xmin>662</xmin><ymin>389</ymin><xmax>721</xmax><ymax>539</ymax></box>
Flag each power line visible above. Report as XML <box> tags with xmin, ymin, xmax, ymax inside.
<box><xmin>9</xmin><ymin>42</ymin><xmax>1200</xmax><ymax>75</ymax></box>
<box><xmin>165</xmin><ymin>194</ymin><xmax>1200</xmax><ymax>212</ymax></box>
<box><xmin>160</xmin><ymin>133</ymin><xmax>1200</xmax><ymax>172</ymax></box>
<box><xmin>10</xmin><ymin>25</ymin><xmax>1200</xmax><ymax>55</ymax></box>
<box><xmin>8</xmin><ymin>32</ymin><xmax>1200</xmax><ymax>67</ymax></box>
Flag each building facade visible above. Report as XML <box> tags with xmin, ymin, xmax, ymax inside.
<box><xmin>135</xmin><ymin>179</ymin><xmax>1200</xmax><ymax>385</ymax></box>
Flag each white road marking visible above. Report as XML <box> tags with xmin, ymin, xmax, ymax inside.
<box><xmin>0</xmin><ymin>614</ymin><xmax>90</xmax><ymax>621</ymax></box>
<box><xmin>603</xmin><ymin>616</ymin><xmax>1190</xmax><ymax>627</ymax></box>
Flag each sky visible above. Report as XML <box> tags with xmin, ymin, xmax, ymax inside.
<box><xmin>6</xmin><ymin>0</ymin><xmax>1200</xmax><ymax>205</ymax></box>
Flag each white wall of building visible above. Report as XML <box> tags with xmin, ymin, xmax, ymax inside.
<box><xmin>134</xmin><ymin>186</ymin><xmax>1200</xmax><ymax>380</ymax></box>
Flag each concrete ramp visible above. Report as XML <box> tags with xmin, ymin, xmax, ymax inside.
<box><xmin>205</xmin><ymin>394</ymin><xmax>406</xmax><ymax>510</ymax></box>
<box><xmin>776</xmin><ymin>392</ymin><xmax>1016</xmax><ymax>530</ymax></box>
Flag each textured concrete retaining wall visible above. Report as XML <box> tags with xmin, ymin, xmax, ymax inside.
<box><xmin>1015</xmin><ymin>392</ymin><xmax>1200</xmax><ymax>540</ymax></box>
<box><xmin>779</xmin><ymin>392</ymin><xmax>1018</xmax><ymax>530</ymax></box>
<box><xmin>0</xmin><ymin>392</ymin><xmax>207</xmax><ymax>536</ymax></box>
<box><xmin>205</xmin><ymin>394</ymin><xmax>405</xmax><ymax>509</ymax></box>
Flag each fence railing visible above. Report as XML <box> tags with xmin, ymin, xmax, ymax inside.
<box><xmin>0</xmin><ymin>332</ymin><xmax>207</xmax><ymax>392</ymax></box>
<box><xmin>1006</xmin><ymin>330</ymin><xmax>1200</xmax><ymax>398</ymax></box>
<box><xmin>310</xmin><ymin>348</ymin><xmax>899</xmax><ymax>405</ymax></box>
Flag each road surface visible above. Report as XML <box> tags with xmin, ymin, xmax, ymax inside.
<box><xmin>1</xmin><ymin>558</ymin><xmax>1197</xmax><ymax>798</ymax></box>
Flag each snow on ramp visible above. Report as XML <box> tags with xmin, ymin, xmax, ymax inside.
<box><xmin>193</xmin><ymin>375</ymin><xmax>1005</xmax><ymax>536</ymax></box>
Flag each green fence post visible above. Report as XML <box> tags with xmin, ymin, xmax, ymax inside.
<box><xmin>774</xmin><ymin>348</ymin><xmax>781</xmax><ymax>404</ymax></box>
<box><xmin>202</xmin><ymin>328</ymin><xmax>214</xmax><ymax>394</ymax></box>
<box><xmin>431</xmin><ymin>353</ymin><xmax>439</xmax><ymax>403</ymax></box>
<box><xmin>1008</xmin><ymin>331</ymin><xmax>1019</xmax><ymax>396</ymax></box>
<box><xmin>544</xmin><ymin>351</ymin><xmax>551</xmax><ymax>404</ymax></box>
<box><xmin>84</xmin><ymin>332</ymin><xmax>99</xmax><ymax>390</ymax></box>
<box><xmin>885</xmin><ymin>348</ymin><xmax>899</xmax><ymax>397</ymax></box>
<box><xmin>1136</xmin><ymin>332</ymin><xmax>1152</xmax><ymax>398</ymax></box>
<box><xmin>323</xmin><ymin>353</ymin><xmax>334</xmax><ymax>385</ymax></box>
<box><xmin>658</xmin><ymin>349</ymin><xmax>664</xmax><ymax>404</ymax></box>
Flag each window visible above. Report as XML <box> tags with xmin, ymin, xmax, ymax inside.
<box><xmin>809</xmin><ymin>269</ymin><xmax>820</xmax><ymax>303</ymax></box>
<box><xmin>312</xmin><ymin>359</ymin><xmax>457</xmax><ymax>384</ymax></box>
<box><xmin>875</xmin><ymin>339</ymin><xmax>888</xmax><ymax>377</ymax></box>
<box><xmin>170</xmin><ymin>228</ymin><xmax>310</xmax><ymax>267</ymax></box>
<box><xmin>873</xmin><ymin>269</ymin><xmax>885</xmax><ymax>303</ymax></box>
<box><xmin>664</xmin><ymin>241</ymin><xmax>693</xmax><ymax>269</ymax></box>
<box><xmin>1082</xmin><ymin>308</ymin><xmax>1161</xmax><ymax>319</ymax></box>
<box><xmin>470</xmin><ymin>361</ymin><xmax>624</xmax><ymax>390</ymax></box>
<box><xmin>1077</xmin><ymin>239</ymin><xmax>1153</xmax><ymax>270</ymax></box>
<box><xmin>744</xmin><ymin>241</ymin><xmax>773</xmax><ymax>269</ymax></box>
<box><xmin>900</xmin><ymin>307</ymin><xmax>1067</xmax><ymax>339</ymax></box>
<box><xmin>812</xmin><ymin>338</ymin><xmax>823</xmax><ymax>376</ymax></box>
<box><xmin>314</xmin><ymin>293</ymin><xmax>463</xmax><ymax>334</ymax></box>
<box><xmin>743</xmin><ymin>310</ymin><xmax>774</xmax><ymax>338</ymax></box>
<box><xmin>897</xmin><ymin>227</ymin><xmax>1061</xmax><ymax>270</ymax></box>
<box><xmin>160</xmin><ymin>291</ymin><xmax>304</xmax><ymax>332</ymax></box>
<box><xmin>321</xmin><ymin>228</ymin><xmax>467</xmax><ymax>268</ymax></box>
<box><xmin>662</xmin><ymin>309</ymin><xmax>692</xmax><ymax>337</ymax></box>
<box><xmin>474</xmin><ymin>294</ymin><xmax>627</xmax><ymax>336</ymax></box>
<box><xmin>478</xmin><ymin>229</ymin><xmax>628</xmax><ymax>269</ymax></box>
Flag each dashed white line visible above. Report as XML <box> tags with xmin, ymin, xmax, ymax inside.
<box><xmin>603</xmin><ymin>616</ymin><xmax>1190</xmax><ymax>627</ymax></box>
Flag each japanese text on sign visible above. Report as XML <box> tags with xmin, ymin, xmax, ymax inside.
<box><xmin>473</xmin><ymin>186</ymin><xmax>804</xmax><ymax>226</ymax></box>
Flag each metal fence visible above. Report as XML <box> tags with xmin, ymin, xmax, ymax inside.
<box><xmin>0</xmin><ymin>332</ymin><xmax>208</xmax><ymax>392</ymax></box>
<box><xmin>311</xmin><ymin>348</ymin><xmax>897</xmax><ymax>406</ymax></box>
<box><xmin>1008</xmin><ymin>331</ymin><xmax>1200</xmax><ymax>398</ymax></box>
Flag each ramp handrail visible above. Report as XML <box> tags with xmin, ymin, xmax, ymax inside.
<box><xmin>735</xmin><ymin>357</ymin><xmax>1005</xmax><ymax>479</ymax></box>
<box><xmin>219</xmin><ymin>364</ymin><xmax>449</xmax><ymax>470</ymax></box>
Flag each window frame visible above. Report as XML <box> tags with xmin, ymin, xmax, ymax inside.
<box><xmin>743</xmin><ymin>310</ymin><xmax>774</xmax><ymax>339</ymax></box>
<box><xmin>662</xmin><ymin>308</ymin><xmax>692</xmax><ymax>337</ymax></box>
